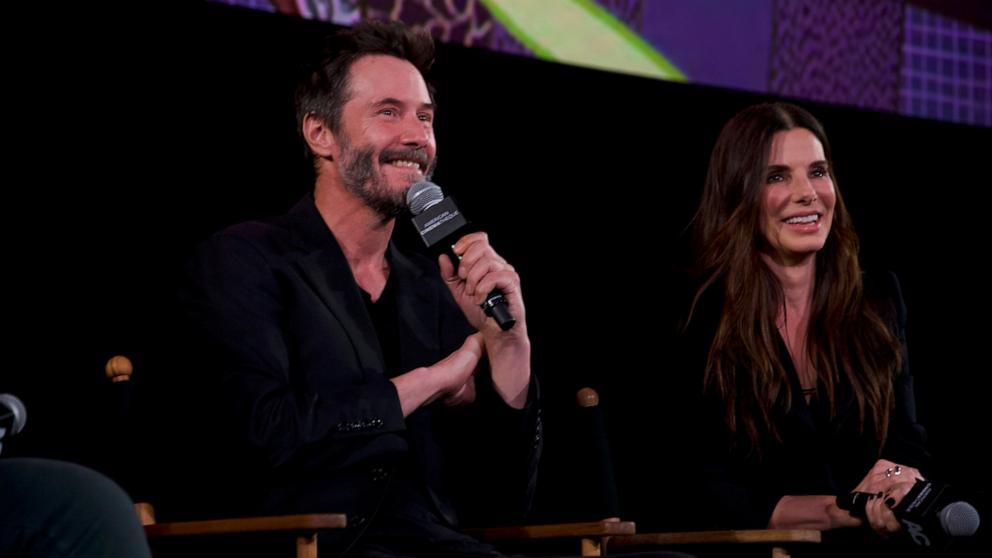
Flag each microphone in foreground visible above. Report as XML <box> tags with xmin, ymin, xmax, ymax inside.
<box><xmin>406</xmin><ymin>181</ymin><xmax>515</xmax><ymax>331</ymax></box>
<box><xmin>839</xmin><ymin>479</ymin><xmax>980</xmax><ymax>548</ymax></box>
<box><xmin>0</xmin><ymin>393</ymin><xmax>27</xmax><ymax>456</ymax></box>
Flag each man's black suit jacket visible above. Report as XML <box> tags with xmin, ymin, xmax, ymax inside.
<box><xmin>176</xmin><ymin>195</ymin><xmax>541</xmax><ymax>550</ymax></box>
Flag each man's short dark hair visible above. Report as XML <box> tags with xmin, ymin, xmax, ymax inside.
<box><xmin>296</xmin><ymin>20</ymin><xmax>435</xmax><ymax>155</ymax></box>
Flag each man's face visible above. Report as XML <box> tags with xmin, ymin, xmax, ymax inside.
<box><xmin>334</xmin><ymin>55</ymin><xmax>436</xmax><ymax>218</ymax></box>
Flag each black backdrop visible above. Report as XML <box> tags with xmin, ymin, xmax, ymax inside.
<box><xmin>4</xmin><ymin>2</ymin><xmax>990</xmax><ymax>543</ymax></box>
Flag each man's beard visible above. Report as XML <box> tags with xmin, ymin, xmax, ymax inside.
<box><xmin>339</xmin><ymin>141</ymin><xmax>435</xmax><ymax>221</ymax></box>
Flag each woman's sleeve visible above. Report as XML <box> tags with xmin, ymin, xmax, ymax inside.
<box><xmin>878</xmin><ymin>271</ymin><xmax>930</xmax><ymax>470</ymax></box>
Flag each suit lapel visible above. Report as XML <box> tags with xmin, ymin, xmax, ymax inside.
<box><xmin>388</xmin><ymin>243</ymin><xmax>457</xmax><ymax>525</ymax></box>
<box><xmin>389</xmin><ymin>244</ymin><xmax>441</xmax><ymax>371</ymax></box>
<box><xmin>285</xmin><ymin>197</ymin><xmax>385</xmax><ymax>374</ymax></box>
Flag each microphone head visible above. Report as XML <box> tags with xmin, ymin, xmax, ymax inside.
<box><xmin>939</xmin><ymin>501</ymin><xmax>981</xmax><ymax>537</ymax></box>
<box><xmin>0</xmin><ymin>393</ymin><xmax>27</xmax><ymax>434</ymax></box>
<box><xmin>406</xmin><ymin>181</ymin><xmax>444</xmax><ymax>216</ymax></box>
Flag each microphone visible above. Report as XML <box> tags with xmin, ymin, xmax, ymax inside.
<box><xmin>405</xmin><ymin>181</ymin><xmax>515</xmax><ymax>331</ymax></box>
<box><xmin>838</xmin><ymin>479</ymin><xmax>980</xmax><ymax>547</ymax></box>
<box><xmin>0</xmin><ymin>393</ymin><xmax>27</xmax><ymax>456</ymax></box>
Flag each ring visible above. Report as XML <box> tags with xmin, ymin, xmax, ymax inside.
<box><xmin>885</xmin><ymin>467</ymin><xmax>894</xmax><ymax>478</ymax></box>
<box><xmin>894</xmin><ymin>466</ymin><xmax>902</xmax><ymax>476</ymax></box>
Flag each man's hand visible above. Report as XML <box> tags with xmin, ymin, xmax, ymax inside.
<box><xmin>439</xmin><ymin>232</ymin><xmax>527</xmax><ymax>340</ymax></box>
<box><xmin>438</xmin><ymin>232</ymin><xmax>531</xmax><ymax>409</ymax></box>
<box><xmin>391</xmin><ymin>333</ymin><xmax>484</xmax><ymax>416</ymax></box>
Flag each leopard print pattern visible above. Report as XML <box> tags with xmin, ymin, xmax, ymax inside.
<box><xmin>361</xmin><ymin>0</ymin><xmax>642</xmax><ymax>54</ymax></box>
<box><xmin>769</xmin><ymin>0</ymin><xmax>904</xmax><ymax>112</ymax></box>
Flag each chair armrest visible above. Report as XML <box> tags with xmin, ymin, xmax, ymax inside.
<box><xmin>463</xmin><ymin>519</ymin><xmax>635</xmax><ymax>541</ymax></box>
<box><xmin>144</xmin><ymin>513</ymin><xmax>347</xmax><ymax>537</ymax></box>
<box><xmin>608</xmin><ymin>528</ymin><xmax>821</xmax><ymax>548</ymax></box>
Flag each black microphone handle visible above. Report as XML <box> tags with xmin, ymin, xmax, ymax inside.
<box><xmin>838</xmin><ymin>479</ymin><xmax>935</xmax><ymax>518</ymax></box>
<box><xmin>481</xmin><ymin>290</ymin><xmax>515</xmax><ymax>331</ymax></box>
<box><xmin>441</xmin><ymin>242</ymin><xmax>516</xmax><ymax>331</ymax></box>
<box><xmin>837</xmin><ymin>485</ymin><xmax>926</xmax><ymax>519</ymax></box>
<box><xmin>836</xmin><ymin>491</ymin><xmax>876</xmax><ymax>518</ymax></box>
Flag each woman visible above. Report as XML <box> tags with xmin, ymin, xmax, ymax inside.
<box><xmin>681</xmin><ymin>102</ymin><xmax>928</xmax><ymax>538</ymax></box>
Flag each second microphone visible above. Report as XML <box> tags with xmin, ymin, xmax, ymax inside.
<box><xmin>406</xmin><ymin>181</ymin><xmax>516</xmax><ymax>331</ymax></box>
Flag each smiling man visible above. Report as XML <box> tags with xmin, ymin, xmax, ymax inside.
<box><xmin>179</xmin><ymin>21</ymin><xmax>540</xmax><ymax>557</ymax></box>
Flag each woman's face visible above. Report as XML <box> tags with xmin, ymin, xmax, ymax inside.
<box><xmin>759</xmin><ymin>127</ymin><xmax>836</xmax><ymax>266</ymax></box>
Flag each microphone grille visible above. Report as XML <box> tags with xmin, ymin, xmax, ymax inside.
<box><xmin>939</xmin><ymin>501</ymin><xmax>981</xmax><ymax>537</ymax></box>
<box><xmin>0</xmin><ymin>393</ymin><xmax>27</xmax><ymax>434</ymax></box>
<box><xmin>406</xmin><ymin>181</ymin><xmax>444</xmax><ymax>216</ymax></box>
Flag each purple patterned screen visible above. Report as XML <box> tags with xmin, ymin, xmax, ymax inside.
<box><xmin>208</xmin><ymin>0</ymin><xmax>991</xmax><ymax>127</ymax></box>
<box><xmin>769</xmin><ymin>0</ymin><xmax>904</xmax><ymax>113</ymax></box>
<box><xmin>902</xmin><ymin>4</ymin><xmax>991</xmax><ymax>126</ymax></box>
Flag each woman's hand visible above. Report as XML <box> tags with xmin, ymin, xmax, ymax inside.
<box><xmin>851</xmin><ymin>459</ymin><xmax>924</xmax><ymax>537</ymax></box>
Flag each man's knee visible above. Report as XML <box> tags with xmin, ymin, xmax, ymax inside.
<box><xmin>0</xmin><ymin>458</ymin><xmax>150</xmax><ymax>558</ymax></box>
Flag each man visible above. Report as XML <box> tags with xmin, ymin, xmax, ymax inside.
<box><xmin>0</xmin><ymin>458</ymin><xmax>152</xmax><ymax>558</ymax></box>
<box><xmin>180</xmin><ymin>20</ymin><xmax>540</xmax><ymax>556</ymax></box>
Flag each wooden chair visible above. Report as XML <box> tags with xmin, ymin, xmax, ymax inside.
<box><xmin>105</xmin><ymin>355</ymin><xmax>346</xmax><ymax>558</ymax></box>
<box><xmin>606</xmin><ymin>529</ymin><xmax>821</xmax><ymax>558</ymax></box>
<box><xmin>466</xmin><ymin>519</ymin><xmax>637</xmax><ymax>557</ymax></box>
<box><xmin>465</xmin><ymin>387</ymin><xmax>820</xmax><ymax>557</ymax></box>
<box><xmin>106</xmin><ymin>355</ymin><xmax>818</xmax><ymax>558</ymax></box>
<box><xmin>557</xmin><ymin>387</ymin><xmax>822</xmax><ymax>558</ymax></box>
<box><xmin>104</xmin><ymin>356</ymin><xmax>638</xmax><ymax>557</ymax></box>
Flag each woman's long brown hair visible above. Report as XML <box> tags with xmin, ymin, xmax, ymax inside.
<box><xmin>689</xmin><ymin>103</ymin><xmax>901</xmax><ymax>455</ymax></box>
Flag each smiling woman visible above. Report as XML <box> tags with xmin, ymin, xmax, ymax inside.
<box><xmin>759</xmin><ymin>128</ymin><xmax>837</xmax><ymax>267</ymax></box>
<box><xmin>674</xmin><ymin>103</ymin><xmax>930</xmax><ymax>552</ymax></box>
